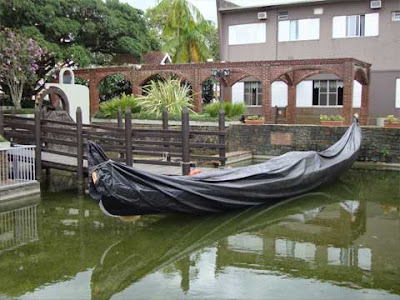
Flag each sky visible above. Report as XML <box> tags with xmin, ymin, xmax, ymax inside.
<box><xmin>120</xmin><ymin>0</ymin><xmax>218</xmax><ymax>24</ymax></box>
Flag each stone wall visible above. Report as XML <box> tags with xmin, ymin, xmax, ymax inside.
<box><xmin>227</xmin><ymin>124</ymin><xmax>400</xmax><ymax>163</ymax></box>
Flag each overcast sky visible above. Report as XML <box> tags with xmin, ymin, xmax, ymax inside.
<box><xmin>120</xmin><ymin>0</ymin><xmax>218</xmax><ymax>24</ymax></box>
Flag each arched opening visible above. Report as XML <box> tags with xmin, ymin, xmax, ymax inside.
<box><xmin>271</xmin><ymin>81</ymin><xmax>288</xmax><ymax>122</ymax></box>
<box><xmin>231</xmin><ymin>76</ymin><xmax>262</xmax><ymax>115</ymax></box>
<box><xmin>75</xmin><ymin>77</ymin><xmax>89</xmax><ymax>87</ymax></box>
<box><xmin>140</xmin><ymin>73</ymin><xmax>192</xmax><ymax>96</ymax></box>
<box><xmin>293</xmin><ymin>73</ymin><xmax>345</xmax><ymax>124</ymax></box>
<box><xmin>98</xmin><ymin>74</ymin><xmax>132</xmax><ymax>102</ymax></box>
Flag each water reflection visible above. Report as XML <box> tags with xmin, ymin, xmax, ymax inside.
<box><xmin>0</xmin><ymin>198</ymin><xmax>39</xmax><ymax>253</ymax></box>
<box><xmin>0</xmin><ymin>170</ymin><xmax>398</xmax><ymax>299</ymax></box>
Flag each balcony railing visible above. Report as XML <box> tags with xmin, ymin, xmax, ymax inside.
<box><xmin>0</xmin><ymin>145</ymin><xmax>36</xmax><ymax>189</ymax></box>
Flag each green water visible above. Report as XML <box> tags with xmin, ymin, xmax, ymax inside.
<box><xmin>0</xmin><ymin>169</ymin><xmax>399</xmax><ymax>300</ymax></box>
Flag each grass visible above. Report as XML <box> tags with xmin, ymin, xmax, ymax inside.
<box><xmin>3</xmin><ymin>108</ymin><xmax>35</xmax><ymax>114</ymax></box>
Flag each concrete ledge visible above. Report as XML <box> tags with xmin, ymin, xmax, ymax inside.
<box><xmin>92</xmin><ymin>118</ymin><xmax>240</xmax><ymax>127</ymax></box>
<box><xmin>0</xmin><ymin>181</ymin><xmax>41</xmax><ymax>202</ymax></box>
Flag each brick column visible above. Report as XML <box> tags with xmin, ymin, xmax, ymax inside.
<box><xmin>193</xmin><ymin>84</ymin><xmax>202</xmax><ymax>112</ymax></box>
<box><xmin>343</xmin><ymin>79</ymin><xmax>354</xmax><ymax>125</ymax></box>
<box><xmin>89</xmin><ymin>80</ymin><xmax>99</xmax><ymax>117</ymax></box>
<box><xmin>132</xmin><ymin>84</ymin><xmax>142</xmax><ymax>97</ymax></box>
<box><xmin>342</xmin><ymin>61</ymin><xmax>354</xmax><ymax>125</ymax></box>
<box><xmin>360</xmin><ymin>84</ymin><xmax>369</xmax><ymax>125</ymax></box>
<box><xmin>287</xmin><ymin>84</ymin><xmax>297</xmax><ymax>124</ymax></box>
<box><xmin>262</xmin><ymin>80</ymin><xmax>272</xmax><ymax>122</ymax></box>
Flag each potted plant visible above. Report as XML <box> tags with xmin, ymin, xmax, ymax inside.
<box><xmin>320</xmin><ymin>115</ymin><xmax>345</xmax><ymax>126</ymax></box>
<box><xmin>384</xmin><ymin>115</ymin><xmax>400</xmax><ymax>128</ymax></box>
<box><xmin>0</xmin><ymin>135</ymin><xmax>10</xmax><ymax>149</ymax></box>
<box><xmin>245</xmin><ymin>115</ymin><xmax>264</xmax><ymax>125</ymax></box>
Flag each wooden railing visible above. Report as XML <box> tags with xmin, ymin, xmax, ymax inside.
<box><xmin>0</xmin><ymin>106</ymin><xmax>227</xmax><ymax>189</ymax></box>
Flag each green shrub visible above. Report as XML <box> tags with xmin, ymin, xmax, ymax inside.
<box><xmin>203</xmin><ymin>102</ymin><xmax>246</xmax><ymax>118</ymax></box>
<box><xmin>137</xmin><ymin>79</ymin><xmax>194</xmax><ymax>118</ymax></box>
<box><xmin>97</xmin><ymin>93</ymin><xmax>140</xmax><ymax>118</ymax></box>
<box><xmin>320</xmin><ymin>115</ymin><xmax>345</xmax><ymax>121</ymax></box>
<box><xmin>247</xmin><ymin>115</ymin><xmax>263</xmax><ymax>120</ymax></box>
<box><xmin>386</xmin><ymin>115</ymin><xmax>400</xmax><ymax>123</ymax></box>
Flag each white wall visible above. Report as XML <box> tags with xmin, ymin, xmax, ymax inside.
<box><xmin>353</xmin><ymin>81</ymin><xmax>362</xmax><ymax>108</ymax></box>
<box><xmin>396</xmin><ymin>78</ymin><xmax>400</xmax><ymax>108</ymax></box>
<box><xmin>296</xmin><ymin>81</ymin><xmax>313</xmax><ymax>107</ymax></box>
<box><xmin>232</xmin><ymin>82</ymin><xmax>244</xmax><ymax>104</ymax></box>
<box><xmin>271</xmin><ymin>81</ymin><xmax>288</xmax><ymax>107</ymax></box>
<box><xmin>46</xmin><ymin>83</ymin><xmax>90</xmax><ymax>124</ymax></box>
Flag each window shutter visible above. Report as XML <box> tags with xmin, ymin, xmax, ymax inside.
<box><xmin>332</xmin><ymin>16</ymin><xmax>346</xmax><ymax>38</ymax></box>
<box><xmin>278</xmin><ymin>21</ymin><xmax>290</xmax><ymax>42</ymax></box>
<box><xmin>365</xmin><ymin>13</ymin><xmax>379</xmax><ymax>36</ymax></box>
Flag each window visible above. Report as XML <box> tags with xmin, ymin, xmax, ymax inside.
<box><xmin>396</xmin><ymin>79</ymin><xmax>400</xmax><ymax>108</ymax></box>
<box><xmin>229</xmin><ymin>23</ymin><xmax>266</xmax><ymax>45</ymax></box>
<box><xmin>279</xmin><ymin>18</ymin><xmax>320</xmax><ymax>42</ymax></box>
<box><xmin>312</xmin><ymin>80</ymin><xmax>343</xmax><ymax>106</ymax></box>
<box><xmin>244</xmin><ymin>82</ymin><xmax>262</xmax><ymax>106</ymax></box>
<box><xmin>278</xmin><ymin>11</ymin><xmax>289</xmax><ymax>20</ymax></box>
<box><xmin>392</xmin><ymin>12</ymin><xmax>400</xmax><ymax>22</ymax></box>
<box><xmin>333</xmin><ymin>13</ymin><xmax>379</xmax><ymax>38</ymax></box>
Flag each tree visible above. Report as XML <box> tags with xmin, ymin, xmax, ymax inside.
<box><xmin>0</xmin><ymin>0</ymin><xmax>160</xmax><ymax>66</ymax></box>
<box><xmin>0</xmin><ymin>28</ymin><xmax>44</xmax><ymax>109</ymax></box>
<box><xmin>146</xmin><ymin>0</ymin><xmax>217</xmax><ymax>63</ymax></box>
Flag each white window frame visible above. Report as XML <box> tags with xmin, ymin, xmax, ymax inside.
<box><xmin>392</xmin><ymin>11</ymin><xmax>400</xmax><ymax>22</ymax></box>
<box><xmin>244</xmin><ymin>82</ymin><xmax>262</xmax><ymax>107</ymax></box>
<box><xmin>279</xmin><ymin>18</ymin><xmax>320</xmax><ymax>42</ymax></box>
<box><xmin>332</xmin><ymin>13</ymin><xmax>379</xmax><ymax>39</ymax></box>
<box><xmin>313</xmin><ymin>80</ymin><xmax>344</xmax><ymax>107</ymax></box>
<box><xmin>228</xmin><ymin>23</ymin><xmax>266</xmax><ymax>45</ymax></box>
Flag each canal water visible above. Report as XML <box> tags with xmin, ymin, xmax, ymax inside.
<box><xmin>0</xmin><ymin>169</ymin><xmax>399</xmax><ymax>300</ymax></box>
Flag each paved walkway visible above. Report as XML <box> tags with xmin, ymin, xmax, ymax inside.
<box><xmin>41</xmin><ymin>152</ymin><xmax>214</xmax><ymax>175</ymax></box>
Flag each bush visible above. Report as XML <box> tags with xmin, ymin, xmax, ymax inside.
<box><xmin>97</xmin><ymin>93</ymin><xmax>141</xmax><ymax>118</ymax></box>
<box><xmin>247</xmin><ymin>115</ymin><xmax>263</xmax><ymax>120</ymax></box>
<box><xmin>385</xmin><ymin>115</ymin><xmax>400</xmax><ymax>124</ymax></box>
<box><xmin>320</xmin><ymin>115</ymin><xmax>345</xmax><ymax>121</ymax></box>
<box><xmin>203</xmin><ymin>102</ymin><xmax>246</xmax><ymax>118</ymax></box>
<box><xmin>137</xmin><ymin>79</ymin><xmax>194</xmax><ymax>117</ymax></box>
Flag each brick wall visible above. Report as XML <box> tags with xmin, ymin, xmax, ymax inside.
<box><xmin>227</xmin><ymin>125</ymin><xmax>400</xmax><ymax>163</ymax></box>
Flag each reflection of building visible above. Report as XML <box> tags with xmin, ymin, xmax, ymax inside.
<box><xmin>214</xmin><ymin>200</ymin><xmax>399</xmax><ymax>292</ymax></box>
<box><xmin>0</xmin><ymin>202</ymin><xmax>39</xmax><ymax>253</ymax></box>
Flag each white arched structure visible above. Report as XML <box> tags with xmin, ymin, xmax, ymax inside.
<box><xmin>46</xmin><ymin>68</ymin><xmax>90</xmax><ymax>124</ymax></box>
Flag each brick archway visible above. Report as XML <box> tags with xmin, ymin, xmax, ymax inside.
<box><xmin>70</xmin><ymin>58</ymin><xmax>370</xmax><ymax>124</ymax></box>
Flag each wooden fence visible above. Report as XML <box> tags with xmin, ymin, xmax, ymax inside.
<box><xmin>0</xmin><ymin>106</ymin><xmax>227</xmax><ymax>190</ymax></box>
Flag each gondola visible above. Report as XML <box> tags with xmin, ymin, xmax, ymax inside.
<box><xmin>88</xmin><ymin>117</ymin><xmax>361</xmax><ymax>216</ymax></box>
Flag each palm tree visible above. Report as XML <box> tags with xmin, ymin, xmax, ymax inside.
<box><xmin>147</xmin><ymin>0</ymin><xmax>213</xmax><ymax>63</ymax></box>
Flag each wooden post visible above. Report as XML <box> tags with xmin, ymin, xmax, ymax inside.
<box><xmin>0</xmin><ymin>106</ymin><xmax>3</xmax><ymax>137</ymax></box>
<box><xmin>34</xmin><ymin>107</ymin><xmax>41</xmax><ymax>182</ymax></box>
<box><xmin>76</xmin><ymin>107</ymin><xmax>84</xmax><ymax>194</ymax></box>
<box><xmin>219</xmin><ymin>108</ymin><xmax>226</xmax><ymax>167</ymax></box>
<box><xmin>117</xmin><ymin>107</ymin><xmax>124</xmax><ymax>160</ymax></box>
<box><xmin>10</xmin><ymin>107</ymin><xmax>15</xmax><ymax>136</ymax></box>
<box><xmin>181</xmin><ymin>107</ymin><xmax>190</xmax><ymax>175</ymax></box>
<box><xmin>125</xmin><ymin>108</ymin><xmax>133</xmax><ymax>166</ymax></box>
<box><xmin>162</xmin><ymin>107</ymin><xmax>171</xmax><ymax>161</ymax></box>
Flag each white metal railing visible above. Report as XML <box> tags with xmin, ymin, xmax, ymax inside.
<box><xmin>0</xmin><ymin>205</ymin><xmax>38</xmax><ymax>252</ymax></box>
<box><xmin>0</xmin><ymin>145</ymin><xmax>36</xmax><ymax>189</ymax></box>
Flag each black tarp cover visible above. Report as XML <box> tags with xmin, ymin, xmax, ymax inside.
<box><xmin>88</xmin><ymin>120</ymin><xmax>361</xmax><ymax>215</ymax></box>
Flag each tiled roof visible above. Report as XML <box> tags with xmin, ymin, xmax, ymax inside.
<box><xmin>143</xmin><ymin>52</ymin><xmax>169</xmax><ymax>65</ymax></box>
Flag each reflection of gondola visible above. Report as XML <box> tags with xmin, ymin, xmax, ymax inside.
<box><xmin>87</xmin><ymin>119</ymin><xmax>361</xmax><ymax>216</ymax></box>
<box><xmin>90</xmin><ymin>192</ymin><xmax>349</xmax><ymax>300</ymax></box>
